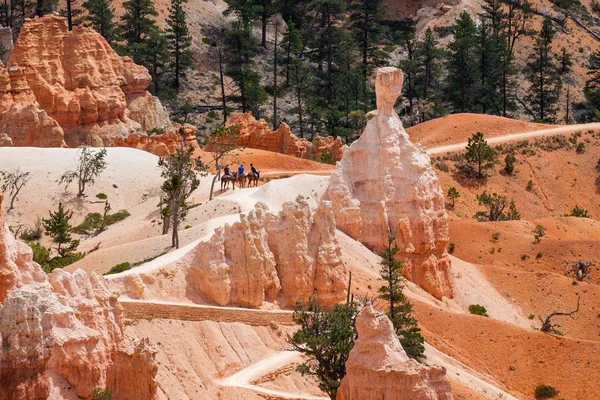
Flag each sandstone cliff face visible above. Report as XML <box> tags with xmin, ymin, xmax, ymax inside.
<box><xmin>205</xmin><ymin>112</ymin><xmax>345</xmax><ymax>161</ymax></box>
<box><xmin>1</xmin><ymin>15</ymin><xmax>180</xmax><ymax>155</ymax></box>
<box><xmin>0</xmin><ymin>193</ymin><xmax>158</xmax><ymax>399</ymax></box>
<box><xmin>337</xmin><ymin>304</ymin><xmax>453</xmax><ymax>400</ymax></box>
<box><xmin>190</xmin><ymin>196</ymin><xmax>348</xmax><ymax>308</ymax></box>
<box><xmin>111</xmin><ymin>196</ymin><xmax>347</xmax><ymax>309</ymax></box>
<box><xmin>327</xmin><ymin>67</ymin><xmax>453</xmax><ymax>300</ymax></box>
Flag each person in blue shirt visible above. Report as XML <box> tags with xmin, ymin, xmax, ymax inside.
<box><xmin>238</xmin><ymin>164</ymin><xmax>245</xmax><ymax>176</ymax></box>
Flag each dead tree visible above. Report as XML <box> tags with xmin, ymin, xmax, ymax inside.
<box><xmin>575</xmin><ymin>260</ymin><xmax>592</xmax><ymax>281</ymax></box>
<box><xmin>539</xmin><ymin>296</ymin><xmax>580</xmax><ymax>333</ymax></box>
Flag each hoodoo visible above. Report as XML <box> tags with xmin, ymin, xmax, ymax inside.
<box><xmin>327</xmin><ymin>67</ymin><xmax>453</xmax><ymax>300</ymax></box>
<box><xmin>336</xmin><ymin>304</ymin><xmax>453</xmax><ymax>400</ymax></box>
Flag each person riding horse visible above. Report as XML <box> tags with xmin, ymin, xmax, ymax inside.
<box><xmin>224</xmin><ymin>165</ymin><xmax>231</xmax><ymax>177</ymax></box>
<box><xmin>238</xmin><ymin>164</ymin><xmax>245</xmax><ymax>176</ymax></box>
<box><xmin>195</xmin><ymin>157</ymin><xmax>204</xmax><ymax>171</ymax></box>
<box><xmin>250</xmin><ymin>164</ymin><xmax>259</xmax><ymax>179</ymax></box>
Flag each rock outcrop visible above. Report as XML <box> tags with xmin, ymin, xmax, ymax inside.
<box><xmin>336</xmin><ymin>304</ymin><xmax>453</xmax><ymax>400</ymax></box>
<box><xmin>110</xmin><ymin>196</ymin><xmax>348</xmax><ymax>309</ymax></box>
<box><xmin>0</xmin><ymin>192</ymin><xmax>158</xmax><ymax>399</ymax></box>
<box><xmin>0</xmin><ymin>14</ymin><xmax>186</xmax><ymax>155</ymax></box>
<box><xmin>205</xmin><ymin>112</ymin><xmax>344</xmax><ymax>161</ymax></box>
<box><xmin>190</xmin><ymin>197</ymin><xmax>347</xmax><ymax>308</ymax></box>
<box><xmin>327</xmin><ymin>67</ymin><xmax>453</xmax><ymax>300</ymax></box>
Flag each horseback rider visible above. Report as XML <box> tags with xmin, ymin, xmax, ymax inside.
<box><xmin>250</xmin><ymin>163</ymin><xmax>259</xmax><ymax>179</ymax></box>
<box><xmin>224</xmin><ymin>165</ymin><xmax>231</xmax><ymax>176</ymax></box>
<box><xmin>195</xmin><ymin>157</ymin><xmax>204</xmax><ymax>170</ymax></box>
<box><xmin>238</xmin><ymin>164</ymin><xmax>245</xmax><ymax>176</ymax></box>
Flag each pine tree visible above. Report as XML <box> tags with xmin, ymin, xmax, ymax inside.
<box><xmin>416</xmin><ymin>27</ymin><xmax>443</xmax><ymax>100</ymax></box>
<box><xmin>464</xmin><ymin>132</ymin><xmax>496</xmax><ymax>178</ymax></box>
<box><xmin>282</xmin><ymin>20</ymin><xmax>303</xmax><ymax>84</ymax></box>
<box><xmin>378</xmin><ymin>234</ymin><xmax>425</xmax><ymax>361</ymax></box>
<box><xmin>118</xmin><ymin>0</ymin><xmax>159</xmax><ymax>65</ymax></box>
<box><xmin>349</xmin><ymin>0</ymin><xmax>387</xmax><ymax>109</ymax></box>
<box><xmin>525</xmin><ymin>17</ymin><xmax>561</xmax><ymax>123</ymax></box>
<box><xmin>42</xmin><ymin>202</ymin><xmax>79</xmax><ymax>257</ymax></box>
<box><xmin>446</xmin><ymin>11</ymin><xmax>478</xmax><ymax>113</ymax></box>
<box><xmin>60</xmin><ymin>0</ymin><xmax>82</xmax><ymax>30</ymax></box>
<box><xmin>398</xmin><ymin>23</ymin><xmax>419</xmax><ymax>113</ymax></box>
<box><xmin>82</xmin><ymin>0</ymin><xmax>116</xmax><ymax>44</ymax></box>
<box><xmin>145</xmin><ymin>27</ymin><xmax>171</xmax><ymax>95</ymax></box>
<box><xmin>166</xmin><ymin>0</ymin><xmax>192</xmax><ymax>88</ymax></box>
<box><xmin>584</xmin><ymin>49</ymin><xmax>600</xmax><ymax>113</ymax></box>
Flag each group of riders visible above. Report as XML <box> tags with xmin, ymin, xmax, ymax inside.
<box><xmin>195</xmin><ymin>157</ymin><xmax>260</xmax><ymax>189</ymax></box>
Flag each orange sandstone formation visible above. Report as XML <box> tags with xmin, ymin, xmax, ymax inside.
<box><xmin>0</xmin><ymin>193</ymin><xmax>158</xmax><ymax>399</ymax></box>
<box><xmin>205</xmin><ymin>112</ymin><xmax>345</xmax><ymax>161</ymax></box>
<box><xmin>111</xmin><ymin>196</ymin><xmax>348</xmax><ymax>309</ymax></box>
<box><xmin>327</xmin><ymin>67</ymin><xmax>453</xmax><ymax>300</ymax></box>
<box><xmin>0</xmin><ymin>14</ymin><xmax>195</xmax><ymax>156</ymax></box>
<box><xmin>336</xmin><ymin>304</ymin><xmax>452</xmax><ymax>400</ymax></box>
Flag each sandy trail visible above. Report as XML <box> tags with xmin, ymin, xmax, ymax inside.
<box><xmin>427</xmin><ymin>122</ymin><xmax>600</xmax><ymax>154</ymax></box>
<box><xmin>218</xmin><ymin>351</ymin><xmax>329</xmax><ymax>400</ymax></box>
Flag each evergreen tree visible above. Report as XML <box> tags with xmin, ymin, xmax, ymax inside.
<box><xmin>118</xmin><ymin>0</ymin><xmax>159</xmax><ymax>65</ymax></box>
<box><xmin>584</xmin><ymin>49</ymin><xmax>600</xmax><ymax>113</ymax></box>
<box><xmin>464</xmin><ymin>131</ymin><xmax>496</xmax><ymax>178</ymax></box>
<box><xmin>416</xmin><ymin>27</ymin><xmax>444</xmax><ymax>100</ymax></box>
<box><xmin>282</xmin><ymin>20</ymin><xmax>303</xmax><ymax>83</ymax></box>
<box><xmin>224</xmin><ymin>0</ymin><xmax>260</xmax><ymax>25</ymax></box>
<box><xmin>145</xmin><ymin>27</ymin><xmax>171</xmax><ymax>95</ymax></box>
<box><xmin>222</xmin><ymin>20</ymin><xmax>267</xmax><ymax>115</ymax></box>
<box><xmin>525</xmin><ymin>17</ymin><xmax>561</xmax><ymax>123</ymax></box>
<box><xmin>446</xmin><ymin>11</ymin><xmax>479</xmax><ymax>112</ymax></box>
<box><xmin>256</xmin><ymin>0</ymin><xmax>276</xmax><ymax>47</ymax></box>
<box><xmin>42</xmin><ymin>202</ymin><xmax>79</xmax><ymax>258</ymax></box>
<box><xmin>398</xmin><ymin>23</ymin><xmax>419</xmax><ymax>113</ymax></box>
<box><xmin>82</xmin><ymin>0</ymin><xmax>116</xmax><ymax>44</ymax></box>
<box><xmin>166</xmin><ymin>0</ymin><xmax>192</xmax><ymax>88</ymax></box>
<box><xmin>349</xmin><ymin>0</ymin><xmax>387</xmax><ymax>109</ymax></box>
<box><xmin>475</xmin><ymin>19</ymin><xmax>503</xmax><ymax>114</ymax></box>
<box><xmin>291</xmin><ymin>297</ymin><xmax>358</xmax><ymax>400</ymax></box>
<box><xmin>35</xmin><ymin>0</ymin><xmax>56</xmax><ymax>17</ymax></box>
<box><xmin>60</xmin><ymin>0</ymin><xmax>82</xmax><ymax>30</ymax></box>
<box><xmin>378</xmin><ymin>234</ymin><xmax>425</xmax><ymax>361</ymax></box>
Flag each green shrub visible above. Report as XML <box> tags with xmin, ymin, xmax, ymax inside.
<box><xmin>448</xmin><ymin>242</ymin><xmax>455</xmax><ymax>254</ymax></box>
<box><xmin>104</xmin><ymin>210</ymin><xmax>131</xmax><ymax>225</ymax></box>
<box><xmin>28</xmin><ymin>242</ymin><xmax>50</xmax><ymax>266</ymax></box>
<box><xmin>43</xmin><ymin>252</ymin><xmax>85</xmax><ymax>273</ymax></box>
<box><xmin>535</xmin><ymin>384</ymin><xmax>558</xmax><ymax>399</ymax></box>
<box><xmin>316</xmin><ymin>147</ymin><xmax>336</xmax><ymax>165</ymax></box>
<box><xmin>96</xmin><ymin>193</ymin><xmax>108</xmax><ymax>200</ymax></box>
<box><xmin>92</xmin><ymin>387</ymin><xmax>112</xmax><ymax>400</ymax></box>
<box><xmin>565</xmin><ymin>205</ymin><xmax>589</xmax><ymax>218</ymax></box>
<box><xmin>528</xmin><ymin>314</ymin><xmax>535</xmax><ymax>320</ymax></box>
<box><xmin>73</xmin><ymin>210</ymin><xmax>131</xmax><ymax>234</ymax></box>
<box><xmin>19</xmin><ymin>217</ymin><xmax>43</xmax><ymax>241</ymax></box>
<box><xmin>492</xmin><ymin>232</ymin><xmax>500</xmax><ymax>242</ymax></box>
<box><xmin>104</xmin><ymin>262</ymin><xmax>132</xmax><ymax>275</ymax></box>
<box><xmin>201</xmin><ymin>37</ymin><xmax>212</xmax><ymax>45</ymax></box>
<box><xmin>468</xmin><ymin>304</ymin><xmax>489</xmax><ymax>317</ymax></box>
<box><xmin>576</xmin><ymin>142</ymin><xmax>586</xmax><ymax>154</ymax></box>
<box><xmin>207</xmin><ymin>110</ymin><xmax>218</xmax><ymax>119</ymax></box>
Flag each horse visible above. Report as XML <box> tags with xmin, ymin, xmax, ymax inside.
<box><xmin>246</xmin><ymin>171</ymin><xmax>259</xmax><ymax>188</ymax></box>
<box><xmin>221</xmin><ymin>172</ymin><xmax>237</xmax><ymax>191</ymax></box>
<box><xmin>234</xmin><ymin>173</ymin><xmax>246</xmax><ymax>188</ymax></box>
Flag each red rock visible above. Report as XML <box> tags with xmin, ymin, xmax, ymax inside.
<box><xmin>337</xmin><ymin>304</ymin><xmax>453</xmax><ymax>400</ymax></box>
<box><xmin>205</xmin><ymin>112</ymin><xmax>345</xmax><ymax>161</ymax></box>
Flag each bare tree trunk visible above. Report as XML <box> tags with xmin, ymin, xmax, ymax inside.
<box><xmin>273</xmin><ymin>20</ymin><xmax>278</xmax><ymax>131</ymax></box>
<box><xmin>218</xmin><ymin>45</ymin><xmax>227</xmax><ymax>124</ymax></box>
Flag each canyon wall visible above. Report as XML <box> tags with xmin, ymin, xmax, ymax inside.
<box><xmin>336</xmin><ymin>304</ymin><xmax>453</xmax><ymax>400</ymax></box>
<box><xmin>327</xmin><ymin>67</ymin><xmax>453</xmax><ymax>300</ymax></box>
<box><xmin>205</xmin><ymin>112</ymin><xmax>345</xmax><ymax>161</ymax></box>
<box><xmin>0</xmin><ymin>15</ymin><xmax>194</xmax><ymax>156</ymax></box>
<box><xmin>0</xmin><ymin>193</ymin><xmax>158</xmax><ymax>399</ymax></box>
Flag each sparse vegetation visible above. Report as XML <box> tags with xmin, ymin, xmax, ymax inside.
<box><xmin>104</xmin><ymin>262</ymin><xmax>132</xmax><ymax>275</ymax></box>
<box><xmin>535</xmin><ymin>384</ymin><xmax>558</xmax><ymax>399</ymax></box>
<box><xmin>475</xmin><ymin>192</ymin><xmax>520</xmax><ymax>221</ymax></box>
<box><xmin>504</xmin><ymin>154</ymin><xmax>516</xmax><ymax>175</ymax></box>
<box><xmin>73</xmin><ymin>209</ymin><xmax>130</xmax><ymax>235</ymax></box>
<box><xmin>92</xmin><ymin>387</ymin><xmax>112</xmax><ymax>400</ymax></box>
<box><xmin>96</xmin><ymin>192</ymin><xmax>108</xmax><ymax>200</ymax></box>
<box><xmin>448</xmin><ymin>242</ymin><xmax>455</xmax><ymax>254</ymax></box>
<box><xmin>447</xmin><ymin>187</ymin><xmax>460</xmax><ymax>208</ymax></box>
<box><xmin>0</xmin><ymin>168</ymin><xmax>32</xmax><ymax>211</ymax></box>
<box><xmin>43</xmin><ymin>202</ymin><xmax>80</xmax><ymax>258</ymax></box>
<box><xmin>468</xmin><ymin>304</ymin><xmax>489</xmax><ymax>317</ymax></box>
<box><xmin>565</xmin><ymin>205</ymin><xmax>590</xmax><ymax>218</ymax></box>
<box><xmin>492</xmin><ymin>232</ymin><xmax>500</xmax><ymax>242</ymax></box>
<box><xmin>576</xmin><ymin>142</ymin><xmax>586</xmax><ymax>153</ymax></box>
<box><xmin>59</xmin><ymin>147</ymin><xmax>108</xmax><ymax>197</ymax></box>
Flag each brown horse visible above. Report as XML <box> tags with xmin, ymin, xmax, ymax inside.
<box><xmin>235</xmin><ymin>173</ymin><xmax>246</xmax><ymax>188</ymax></box>
<box><xmin>221</xmin><ymin>172</ymin><xmax>237</xmax><ymax>191</ymax></box>
<box><xmin>246</xmin><ymin>172</ymin><xmax>259</xmax><ymax>187</ymax></box>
